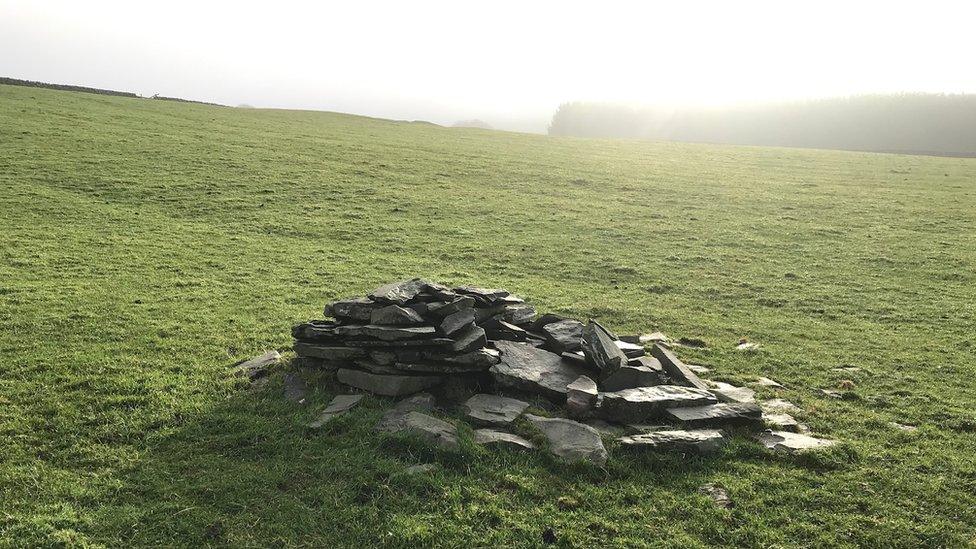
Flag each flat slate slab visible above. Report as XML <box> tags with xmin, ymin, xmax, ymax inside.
<box><xmin>376</xmin><ymin>410</ymin><xmax>459</xmax><ymax>449</ymax></box>
<box><xmin>525</xmin><ymin>414</ymin><xmax>608</xmax><ymax>466</ymax></box>
<box><xmin>462</xmin><ymin>394</ymin><xmax>530</xmax><ymax>426</ymax></box>
<box><xmin>308</xmin><ymin>394</ymin><xmax>364</xmax><ymax>428</ymax></box>
<box><xmin>473</xmin><ymin>429</ymin><xmax>536</xmax><ymax>451</ymax></box>
<box><xmin>707</xmin><ymin>381</ymin><xmax>756</xmax><ymax>403</ymax></box>
<box><xmin>599</xmin><ymin>385</ymin><xmax>718</xmax><ymax>422</ymax></box>
<box><xmin>542</xmin><ymin>319</ymin><xmax>584</xmax><ymax>353</ymax></box>
<box><xmin>762</xmin><ymin>412</ymin><xmax>804</xmax><ymax>433</ymax></box>
<box><xmin>618</xmin><ymin>429</ymin><xmax>727</xmax><ymax>455</ymax></box>
<box><xmin>370</xmin><ymin>304</ymin><xmax>425</xmax><ymax>325</ymax></box>
<box><xmin>233</xmin><ymin>350</ymin><xmax>281</xmax><ymax>380</ymax></box>
<box><xmin>601</xmin><ymin>364</ymin><xmax>663</xmax><ymax>392</ymax></box>
<box><xmin>325</xmin><ymin>297</ymin><xmax>379</xmax><ymax>321</ymax></box>
<box><xmin>337</xmin><ymin>368</ymin><xmax>442</xmax><ymax>396</ymax></box>
<box><xmin>360</xmin><ymin>325</ymin><xmax>437</xmax><ymax>341</ymax></box>
<box><xmin>491</xmin><ymin>340</ymin><xmax>588</xmax><ymax>400</ymax></box>
<box><xmin>649</xmin><ymin>344</ymin><xmax>710</xmax><ymax>391</ymax></box>
<box><xmin>761</xmin><ymin>399</ymin><xmax>803</xmax><ymax>414</ymax></box>
<box><xmin>665</xmin><ymin>402</ymin><xmax>763</xmax><ymax>429</ymax></box>
<box><xmin>294</xmin><ymin>342</ymin><xmax>367</xmax><ymax>361</ymax></box>
<box><xmin>370</xmin><ymin>278</ymin><xmax>430</xmax><ymax>305</ymax></box>
<box><xmin>754</xmin><ymin>430</ymin><xmax>836</xmax><ymax>453</ymax></box>
<box><xmin>426</xmin><ymin>296</ymin><xmax>475</xmax><ymax>318</ymax></box>
<box><xmin>283</xmin><ymin>373</ymin><xmax>309</xmax><ymax>404</ymax></box>
<box><xmin>451</xmin><ymin>325</ymin><xmax>487</xmax><ymax>353</ymax></box>
<box><xmin>440</xmin><ymin>308</ymin><xmax>476</xmax><ymax>336</ymax></box>
<box><xmin>581</xmin><ymin>320</ymin><xmax>628</xmax><ymax>380</ymax></box>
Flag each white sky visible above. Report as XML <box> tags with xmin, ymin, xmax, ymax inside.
<box><xmin>2</xmin><ymin>0</ymin><xmax>975</xmax><ymax>132</ymax></box>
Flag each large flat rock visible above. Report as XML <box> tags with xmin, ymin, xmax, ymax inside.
<box><xmin>601</xmin><ymin>363</ymin><xmax>664</xmax><ymax>392</ymax></box>
<box><xmin>618</xmin><ymin>429</ymin><xmax>727</xmax><ymax>455</ymax></box>
<box><xmin>375</xmin><ymin>411</ymin><xmax>459</xmax><ymax>449</ymax></box>
<box><xmin>462</xmin><ymin>394</ymin><xmax>530</xmax><ymax>426</ymax></box>
<box><xmin>542</xmin><ymin>319</ymin><xmax>584</xmax><ymax>353</ymax></box>
<box><xmin>708</xmin><ymin>381</ymin><xmax>756</xmax><ymax>403</ymax></box>
<box><xmin>293</xmin><ymin>342</ymin><xmax>367</xmax><ymax>361</ymax></box>
<box><xmin>754</xmin><ymin>431</ymin><xmax>836</xmax><ymax>453</ymax></box>
<box><xmin>308</xmin><ymin>394</ymin><xmax>364</xmax><ymax>428</ymax></box>
<box><xmin>599</xmin><ymin>385</ymin><xmax>718</xmax><ymax>422</ymax></box>
<box><xmin>473</xmin><ymin>429</ymin><xmax>536</xmax><ymax>451</ymax></box>
<box><xmin>525</xmin><ymin>414</ymin><xmax>608</xmax><ymax>466</ymax></box>
<box><xmin>490</xmin><ymin>340</ymin><xmax>588</xmax><ymax>400</ymax></box>
<box><xmin>337</xmin><ymin>368</ymin><xmax>442</xmax><ymax>396</ymax></box>
<box><xmin>665</xmin><ymin>402</ymin><xmax>763</xmax><ymax>429</ymax></box>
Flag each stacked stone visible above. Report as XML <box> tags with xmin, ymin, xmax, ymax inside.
<box><xmin>291</xmin><ymin>279</ymin><xmax>537</xmax><ymax>396</ymax></box>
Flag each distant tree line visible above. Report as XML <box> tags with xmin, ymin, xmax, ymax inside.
<box><xmin>548</xmin><ymin>94</ymin><xmax>976</xmax><ymax>156</ymax></box>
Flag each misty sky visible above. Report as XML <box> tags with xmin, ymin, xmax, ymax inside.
<box><xmin>3</xmin><ymin>0</ymin><xmax>976</xmax><ymax>132</ymax></box>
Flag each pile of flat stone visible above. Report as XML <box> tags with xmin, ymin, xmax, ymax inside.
<box><xmin>292</xmin><ymin>279</ymin><xmax>836</xmax><ymax>464</ymax></box>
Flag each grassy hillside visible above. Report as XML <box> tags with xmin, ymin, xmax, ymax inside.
<box><xmin>1</xmin><ymin>83</ymin><xmax>975</xmax><ymax>547</ymax></box>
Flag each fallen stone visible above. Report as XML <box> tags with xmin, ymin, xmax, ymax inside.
<box><xmin>581</xmin><ymin>320</ymin><xmax>627</xmax><ymax>380</ymax></box>
<box><xmin>376</xmin><ymin>411</ymin><xmax>459</xmax><ymax>449</ymax></box>
<box><xmin>614</xmin><ymin>340</ymin><xmax>646</xmax><ymax>358</ymax></box>
<box><xmin>754</xmin><ymin>430</ymin><xmax>836</xmax><ymax>453</ymax></box>
<box><xmin>707</xmin><ymin>381</ymin><xmax>756</xmax><ymax>403</ymax></box>
<box><xmin>283</xmin><ymin>373</ymin><xmax>308</xmax><ymax>404</ymax></box>
<box><xmin>761</xmin><ymin>399</ymin><xmax>803</xmax><ymax>414</ymax></box>
<box><xmin>370</xmin><ymin>278</ymin><xmax>430</xmax><ymax>305</ymax></box>
<box><xmin>451</xmin><ymin>325</ymin><xmax>487</xmax><ymax>353</ymax></box>
<box><xmin>389</xmin><ymin>392</ymin><xmax>437</xmax><ymax>414</ymax></box>
<box><xmin>752</xmin><ymin>376</ymin><xmax>784</xmax><ymax>388</ymax></box>
<box><xmin>566</xmin><ymin>375</ymin><xmax>598</xmax><ymax>418</ymax></box>
<box><xmin>618</xmin><ymin>429</ymin><xmax>727</xmax><ymax>455</ymax></box>
<box><xmin>233</xmin><ymin>350</ymin><xmax>280</xmax><ymax>380</ymax></box>
<box><xmin>370</xmin><ymin>304</ymin><xmax>425</xmax><ymax>325</ymax></box>
<box><xmin>524</xmin><ymin>414</ymin><xmax>608</xmax><ymax>466</ymax></box>
<box><xmin>583</xmin><ymin>419</ymin><xmax>629</xmax><ymax>437</ymax></box>
<box><xmin>325</xmin><ymin>297</ymin><xmax>379</xmax><ymax>321</ymax></box>
<box><xmin>337</xmin><ymin>368</ymin><xmax>442</xmax><ymax>396</ymax></box>
<box><xmin>599</xmin><ymin>385</ymin><xmax>717</xmax><ymax>423</ymax></box>
<box><xmin>462</xmin><ymin>394</ymin><xmax>530</xmax><ymax>426</ymax></box>
<box><xmin>762</xmin><ymin>412</ymin><xmax>803</xmax><ymax>433</ymax></box>
<box><xmin>473</xmin><ymin>429</ymin><xmax>536</xmax><ymax>451</ymax></box>
<box><xmin>820</xmin><ymin>389</ymin><xmax>843</xmax><ymax>399</ymax></box>
<box><xmin>638</xmin><ymin>332</ymin><xmax>671</xmax><ymax>345</ymax></box>
<box><xmin>736</xmin><ymin>341</ymin><xmax>760</xmax><ymax>352</ymax></box>
<box><xmin>699</xmin><ymin>483</ymin><xmax>733</xmax><ymax>508</ymax></box>
<box><xmin>293</xmin><ymin>342</ymin><xmax>367</xmax><ymax>361</ymax></box>
<box><xmin>308</xmin><ymin>394</ymin><xmax>364</xmax><ymax>428</ymax></box>
<box><xmin>491</xmin><ymin>341</ymin><xmax>587</xmax><ymax>400</ymax></box>
<box><xmin>666</xmin><ymin>402</ymin><xmax>763</xmax><ymax>429</ymax></box>
<box><xmin>649</xmin><ymin>344</ymin><xmax>710</xmax><ymax>391</ymax></box>
<box><xmin>440</xmin><ymin>308</ymin><xmax>476</xmax><ymax>336</ymax></box>
<box><xmin>542</xmin><ymin>319</ymin><xmax>584</xmax><ymax>353</ymax></box>
<box><xmin>601</xmin><ymin>364</ymin><xmax>664</xmax><ymax>392</ymax></box>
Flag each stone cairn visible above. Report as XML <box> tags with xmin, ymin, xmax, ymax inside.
<box><xmin>289</xmin><ymin>279</ymin><xmax>836</xmax><ymax>464</ymax></box>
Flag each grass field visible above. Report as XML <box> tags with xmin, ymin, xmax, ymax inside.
<box><xmin>1</xmin><ymin>83</ymin><xmax>975</xmax><ymax>547</ymax></box>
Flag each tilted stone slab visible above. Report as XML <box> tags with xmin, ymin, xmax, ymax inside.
<box><xmin>762</xmin><ymin>412</ymin><xmax>804</xmax><ymax>433</ymax></box>
<box><xmin>337</xmin><ymin>368</ymin><xmax>442</xmax><ymax>396</ymax></box>
<box><xmin>649</xmin><ymin>344</ymin><xmax>711</xmax><ymax>391</ymax></box>
<box><xmin>451</xmin><ymin>325</ymin><xmax>487</xmax><ymax>353</ymax></box>
<box><xmin>308</xmin><ymin>394</ymin><xmax>364</xmax><ymax>428</ymax></box>
<box><xmin>581</xmin><ymin>320</ymin><xmax>627</xmax><ymax>380</ymax></box>
<box><xmin>425</xmin><ymin>296</ymin><xmax>475</xmax><ymax>319</ymax></box>
<box><xmin>708</xmin><ymin>381</ymin><xmax>756</xmax><ymax>403</ymax></box>
<box><xmin>754</xmin><ymin>430</ymin><xmax>836</xmax><ymax>453</ymax></box>
<box><xmin>370</xmin><ymin>278</ymin><xmax>430</xmax><ymax>305</ymax></box>
<box><xmin>293</xmin><ymin>342</ymin><xmax>367</xmax><ymax>361</ymax></box>
<box><xmin>542</xmin><ymin>319</ymin><xmax>584</xmax><ymax>353</ymax></box>
<box><xmin>599</xmin><ymin>385</ymin><xmax>718</xmax><ymax>423</ymax></box>
<box><xmin>618</xmin><ymin>429</ymin><xmax>727</xmax><ymax>455</ymax></box>
<box><xmin>491</xmin><ymin>340</ymin><xmax>588</xmax><ymax>400</ymax></box>
<box><xmin>440</xmin><ymin>308</ymin><xmax>476</xmax><ymax>336</ymax></box>
<box><xmin>370</xmin><ymin>304</ymin><xmax>425</xmax><ymax>325</ymax></box>
<box><xmin>760</xmin><ymin>399</ymin><xmax>803</xmax><ymax>414</ymax></box>
<box><xmin>600</xmin><ymin>364</ymin><xmax>664</xmax><ymax>392</ymax></box>
<box><xmin>473</xmin><ymin>429</ymin><xmax>536</xmax><ymax>451</ymax></box>
<box><xmin>524</xmin><ymin>414</ymin><xmax>608</xmax><ymax>466</ymax></box>
<box><xmin>614</xmin><ymin>340</ymin><xmax>646</xmax><ymax>358</ymax></box>
<box><xmin>233</xmin><ymin>350</ymin><xmax>281</xmax><ymax>380</ymax></box>
<box><xmin>462</xmin><ymin>394</ymin><xmax>530</xmax><ymax>426</ymax></box>
<box><xmin>665</xmin><ymin>402</ymin><xmax>763</xmax><ymax>429</ymax></box>
<box><xmin>375</xmin><ymin>411</ymin><xmax>459</xmax><ymax>449</ymax></box>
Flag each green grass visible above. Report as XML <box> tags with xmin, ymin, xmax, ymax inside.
<box><xmin>1</xmin><ymin>83</ymin><xmax>975</xmax><ymax>548</ymax></box>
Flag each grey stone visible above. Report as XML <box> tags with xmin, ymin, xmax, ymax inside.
<box><xmin>618</xmin><ymin>429</ymin><xmax>727</xmax><ymax>455</ymax></box>
<box><xmin>583</xmin><ymin>419</ymin><xmax>629</xmax><ymax>437</ymax></box>
<box><xmin>752</xmin><ymin>376</ymin><xmax>784</xmax><ymax>388</ymax></box>
<box><xmin>483</xmin><ymin>319</ymin><xmax>528</xmax><ymax>341</ymax></box>
<box><xmin>473</xmin><ymin>429</ymin><xmax>536</xmax><ymax>451</ymax></box>
<box><xmin>566</xmin><ymin>375</ymin><xmax>598</xmax><ymax>418</ymax></box>
<box><xmin>451</xmin><ymin>325</ymin><xmax>487</xmax><ymax>353</ymax></box>
<box><xmin>283</xmin><ymin>373</ymin><xmax>308</xmax><ymax>403</ymax></box>
<box><xmin>370</xmin><ymin>350</ymin><xmax>397</xmax><ymax>365</ymax></box>
<box><xmin>370</xmin><ymin>304</ymin><xmax>425</xmax><ymax>325</ymax></box>
<box><xmin>360</xmin><ymin>325</ymin><xmax>437</xmax><ymax>341</ymax></box>
<box><xmin>639</xmin><ymin>332</ymin><xmax>671</xmax><ymax>345</ymax></box>
<box><xmin>353</xmin><ymin>360</ymin><xmax>403</xmax><ymax>375</ymax></box>
<box><xmin>687</xmin><ymin>364</ymin><xmax>711</xmax><ymax>374</ymax></box>
<box><xmin>614</xmin><ymin>340</ymin><xmax>646</xmax><ymax>358</ymax></box>
<box><xmin>462</xmin><ymin>394</ymin><xmax>530</xmax><ymax>426</ymax></box>
<box><xmin>426</xmin><ymin>296</ymin><xmax>475</xmax><ymax>318</ymax></box>
<box><xmin>293</xmin><ymin>342</ymin><xmax>367</xmax><ymax>361</ymax></box>
<box><xmin>501</xmin><ymin>304</ymin><xmax>536</xmax><ymax>325</ymax></box>
<box><xmin>581</xmin><ymin>320</ymin><xmax>628</xmax><ymax>380</ymax></box>
<box><xmin>625</xmin><ymin>423</ymin><xmax>674</xmax><ymax>434</ymax></box>
<box><xmin>343</xmin><ymin>337</ymin><xmax>455</xmax><ymax>348</ymax></box>
<box><xmin>542</xmin><ymin>319</ymin><xmax>584</xmax><ymax>353</ymax></box>
<box><xmin>490</xmin><ymin>341</ymin><xmax>588</xmax><ymax>400</ymax></box>
<box><xmin>308</xmin><ymin>394</ymin><xmax>364</xmax><ymax>428</ymax></box>
<box><xmin>233</xmin><ymin>350</ymin><xmax>280</xmax><ymax>380</ymax></box>
<box><xmin>754</xmin><ymin>430</ymin><xmax>836</xmax><ymax>453</ymax></box>
<box><xmin>707</xmin><ymin>381</ymin><xmax>756</xmax><ymax>403</ymax></box>
<box><xmin>699</xmin><ymin>483</ymin><xmax>733</xmax><ymax>508</ymax></box>
<box><xmin>628</xmin><ymin>355</ymin><xmax>664</xmax><ymax>371</ymax></box>
<box><xmin>390</xmin><ymin>392</ymin><xmax>437</xmax><ymax>414</ymax></box>
<box><xmin>761</xmin><ymin>399</ymin><xmax>803</xmax><ymax>414</ymax></box>
<box><xmin>599</xmin><ymin>385</ymin><xmax>717</xmax><ymax>422</ymax></box>
<box><xmin>396</xmin><ymin>348</ymin><xmax>498</xmax><ymax>368</ymax></box>
<box><xmin>601</xmin><ymin>364</ymin><xmax>664</xmax><ymax>392</ymax></box>
<box><xmin>524</xmin><ymin>414</ymin><xmax>608</xmax><ymax>466</ymax></box>
<box><xmin>736</xmin><ymin>341</ymin><xmax>760</xmax><ymax>351</ymax></box>
<box><xmin>325</xmin><ymin>297</ymin><xmax>379</xmax><ymax>321</ymax></box>
<box><xmin>370</xmin><ymin>278</ymin><xmax>430</xmax><ymax>305</ymax></box>
<box><xmin>890</xmin><ymin>422</ymin><xmax>918</xmax><ymax>432</ymax></box>
<box><xmin>649</xmin><ymin>344</ymin><xmax>711</xmax><ymax>391</ymax></box>
<box><xmin>665</xmin><ymin>402</ymin><xmax>763</xmax><ymax>429</ymax></box>
<box><xmin>404</xmin><ymin>463</ymin><xmax>438</xmax><ymax>475</ymax></box>
<box><xmin>393</xmin><ymin>361</ymin><xmax>488</xmax><ymax>374</ymax></box>
<box><xmin>440</xmin><ymin>307</ymin><xmax>476</xmax><ymax>336</ymax></box>
<box><xmin>454</xmin><ymin>285</ymin><xmax>511</xmax><ymax>304</ymax></box>
<box><xmin>530</xmin><ymin>313</ymin><xmax>570</xmax><ymax>332</ymax></box>
<box><xmin>376</xmin><ymin>411</ymin><xmax>459</xmax><ymax>449</ymax></box>
<box><xmin>762</xmin><ymin>412</ymin><xmax>803</xmax><ymax>433</ymax></box>
<box><xmin>337</xmin><ymin>368</ymin><xmax>442</xmax><ymax>396</ymax></box>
